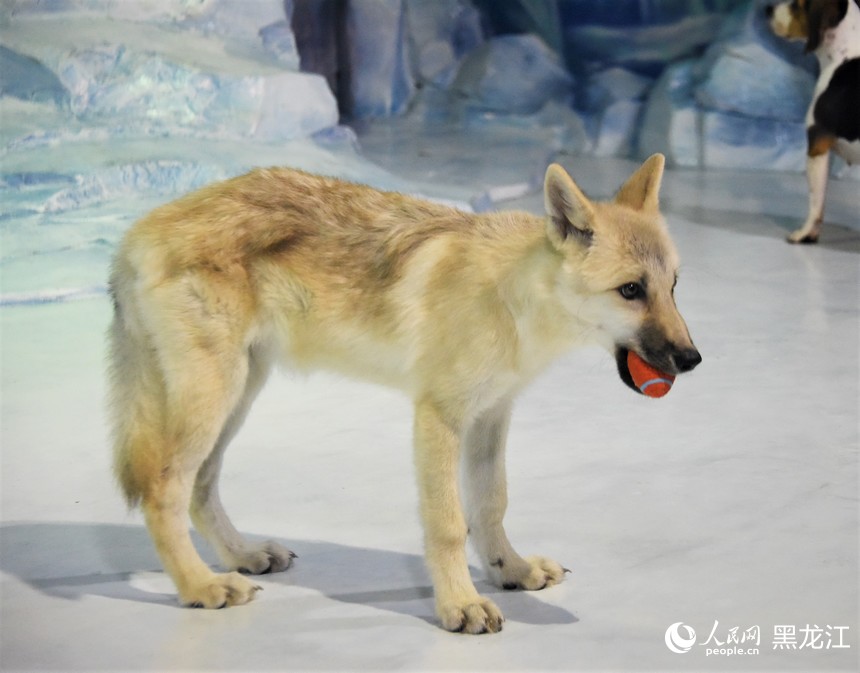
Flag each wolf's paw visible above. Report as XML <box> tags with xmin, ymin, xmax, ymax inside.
<box><xmin>179</xmin><ymin>572</ymin><xmax>261</xmax><ymax>609</ymax></box>
<box><xmin>499</xmin><ymin>555</ymin><xmax>568</xmax><ymax>591</ymax></box>
<box><xmin>232</xmin><ymin>541</ymin><xmax>296</xmax><ymax>575</ymax></box>
<box><xmin>438</xmin><ymin>597</ymin><xmax>504</xmax><ymax>634</ymax></box>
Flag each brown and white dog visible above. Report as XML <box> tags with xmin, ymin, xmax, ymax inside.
<box><xmin>767</xmin><ymin>0</ymin><xmax>860</xmax><ymax>243</ymax></box>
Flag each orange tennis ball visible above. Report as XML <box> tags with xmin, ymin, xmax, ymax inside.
<box><xmin>627</xmin><ymin>351</ymin><xmax>675</xmax><ymax>398</ymax></box>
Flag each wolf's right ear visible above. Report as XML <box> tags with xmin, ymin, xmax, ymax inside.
<box><xmin>544</xmin><ymin>164</ymin><xmax>595</xmax><ymax>247</ymax></box>
<box><xmin>614</xmin><ymin>153</ymin><xmax>664</xmax><ymax>212</ymax></box>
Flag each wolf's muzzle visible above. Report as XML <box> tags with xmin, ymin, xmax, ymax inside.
<box><xmin>672</xmin><ymin>348</ymin><xmax>702</xmax><ymax>373</ymax></box>
<box><xmin>615</xmin><ymin>345</ymin><xmax>701</xmax><ymax>395</ymax></box>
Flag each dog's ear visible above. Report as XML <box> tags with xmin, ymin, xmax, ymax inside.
<box><xmin>806</xmin><ymin>0</ymin><xmax>846</xmax><ymax>52</ymax></box>
<box><xmin>614</xmin><ymin>153</ymin><xmax>665</xmax><ymax>212</ymax></box>
<box><xmin>544</xmin><ymin>163</ymin><xmax>595</xmax><ymax>247</ymax></box>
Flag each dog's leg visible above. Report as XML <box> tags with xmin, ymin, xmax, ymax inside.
<box><xmin>462</xmin><ymin>402</ymin><xmax>567</xmax><ymax>592</ymax></box>
<box><xmin>413</xmin><ymin>399</ymin><xmax>504</xmax><ymax>634</ymax></box>
<box><xmin>789</xmin><ymin>142</ymin><xmax>831</xmax><ymax>244</ymax></box>
<box><xmin>190</xmin><ymin>346</ymin><xmax>295</xmax><ymax>576</ymax></box>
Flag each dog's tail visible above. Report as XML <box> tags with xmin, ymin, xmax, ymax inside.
<box><xmin>106</xmin><ymin>263</ymin><xmax>168</xmax><ymax>509</ymax></box>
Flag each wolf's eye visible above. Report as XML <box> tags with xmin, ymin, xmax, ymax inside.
<box><xmin>619</xmin><ymin>282</ymin><xmax>644</xmax><ymax>300</ymax></box>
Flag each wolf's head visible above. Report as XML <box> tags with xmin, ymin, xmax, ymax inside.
<box><xmin>543</xmin><ymin>154</ymin><xmax>701</xmax><ymax>394</ymax></box>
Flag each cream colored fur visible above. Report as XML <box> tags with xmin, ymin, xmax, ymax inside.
<box><xmin>107</xmin><ymin>154</ymin><xmax>697</xmax><ymax>634</ymax></box>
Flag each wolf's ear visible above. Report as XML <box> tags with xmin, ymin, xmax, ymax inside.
<box><xmin>614</xmin><ymin>153</ymin><xmax>665</xmax><ymax>212</ymax></box>
<box><xmin>544</xmin><ymin>163</ymin><xmax>595</xmax><ymax>247</ymax></box>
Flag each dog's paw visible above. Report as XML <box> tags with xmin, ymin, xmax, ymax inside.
<box><xmin>787</xmin><ymin>232</ymin><xmax>819</xmax><ymax>244</ymax></box>
<box><xmin>438</xmin><ymin>597</ymin><xmax>504</xmax><ymax>634</ymax></box>
<box><xmin>179</xmin><ymin>572</ymin><xmax>261</xmax><ymax>609</ymax></box>
<box><xmin>499</xmin><ymin>555</ymin><xmax>568</xmax><ymax>591</ymax></box>
<box><xmin>232</xmin><ymin>541</ymin><xmax>296</xmax><ymax>575</ymax></box>
<box><xmin>787</xmin><ymin>223</ymin><xmax>820</xmax><ymax>244</ymax></box>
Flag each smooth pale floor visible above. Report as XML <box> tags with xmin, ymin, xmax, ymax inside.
<box><xmin>1</xmin><ymin>157</ymin><xmax>858</xmax><ymax>672</ymax></box>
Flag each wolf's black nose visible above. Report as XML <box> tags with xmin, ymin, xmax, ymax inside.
<box><xmin>674</xmin><ymin>348</ymin><xmax>702</xmax><ymax>373</ymax></box>
<box><xmin>765</xmin><ymin>4</ymin><xmax>775</xmax><ymax>18</ymax></box>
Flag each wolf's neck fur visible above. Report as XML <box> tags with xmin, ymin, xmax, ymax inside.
<box><xmin>479</xmin><ymin>211</ymin><xmax>591</xmax><ymax>372</ymax></box>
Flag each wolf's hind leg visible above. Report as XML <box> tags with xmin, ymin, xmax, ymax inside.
<box><xmin>133</xmin><ymin>280</ymin><xmax>263</xmax><ymax>608</ymax></box>
<box><xmin>144</xmin><ymin>473</ymin><xmax>261</xmax><ymax>608</ymax></box>
<box><xmin>462</xmin><ymin>401</ymin><xmax>567</xmax><ymax>592</ymax></box>
<box><xmin>190</xmin><ymin>346</ymin><xmax>295</xmax><ymax>576</ymax></box>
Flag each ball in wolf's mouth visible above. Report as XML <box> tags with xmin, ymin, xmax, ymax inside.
<box><xmin>627</xmin><ymin>351</ymin><xmax>675</xmax><ymax>398</ymax></box>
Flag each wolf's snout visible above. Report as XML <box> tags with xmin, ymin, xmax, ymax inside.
<box><xmin>765</xmin><ymin>4</ymin><xmax>775</xmax><ymax>19</ymax></box>
<box><xmin>673</xmin><ymin>348</ymin><xmax>702</xmax><ymax>373</ymax></box>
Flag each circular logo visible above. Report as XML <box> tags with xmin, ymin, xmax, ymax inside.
<box><xmin>665</xmin><ymin>622</ymin><xmax>697</xmax><ymax>654</ymax></box>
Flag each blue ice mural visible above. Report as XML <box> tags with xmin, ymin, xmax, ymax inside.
<box><xmin>0</xmin><ymin>0</ymin><xmax>852</xmax><ymax>304</ymax></box>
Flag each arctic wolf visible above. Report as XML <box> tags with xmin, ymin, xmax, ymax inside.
<box><xmin>107</xmin><ymin>154</ymin><xmax>701</xmax><ymax>634</ymax></box>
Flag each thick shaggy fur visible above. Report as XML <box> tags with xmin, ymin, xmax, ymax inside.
<box><xmin>107</xmin><ymin>155</ymin><xmax>700</xmax><ymax>633</ymax></box>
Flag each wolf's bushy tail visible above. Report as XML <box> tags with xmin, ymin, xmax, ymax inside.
<box><xmin>106</xmin><ymin>275</ymin><xmax>169</xmax><ymax>509</ymax></box>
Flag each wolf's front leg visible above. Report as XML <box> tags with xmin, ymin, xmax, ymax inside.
<box><xmin>462</xmin><ymin>402</ymin><xmax>568</xmax><ymax>592</ymax></box>
<box><xmin>413</xmin><ymin>400</ymin><xmax>504</xmax><ymax>634</ymax></box>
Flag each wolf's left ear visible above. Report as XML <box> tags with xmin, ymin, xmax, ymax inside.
<box><xmin>614</xmin><ymin>153</ymin><xmax>665</xmax><ymax>212</ymax></box>
<box><xmin>544</xmin><ymin>163</ymin><xmax>595</xmax><ymax>247</ymax></box>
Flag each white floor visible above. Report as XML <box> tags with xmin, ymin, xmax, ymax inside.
<box><xmin>1</xmin><ymin>155</ymin><xmax>858</xmax><ymax>672</ymax></box>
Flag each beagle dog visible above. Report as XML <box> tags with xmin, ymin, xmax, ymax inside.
<box><xmin>767</xmin><ymin>0</ymin><xmax>860</xmax><ymax>243</ymax></box>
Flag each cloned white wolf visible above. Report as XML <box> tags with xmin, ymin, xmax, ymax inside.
<box><xmin>107</xmin><ymin>154</ymin><xmax>701</xmax><ymax>634</ymax></box>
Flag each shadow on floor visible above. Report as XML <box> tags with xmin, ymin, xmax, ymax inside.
<box><xmin>667</xmin><ymin>204</ymin><xmax>860</xmax><ymax>253</ymax></box>
<box><xmin>0</xmin><ymin>522</ymin><xmax>577</xmax><ymax>629</ymax></box>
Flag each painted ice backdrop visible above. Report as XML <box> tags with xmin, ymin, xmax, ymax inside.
<box><xmin>1</xmin><ymin>3</ymin><xmax>858</xmax><ymax>670</ymax></box>
<box><xmin>2</xmin><ymin>0</ymin><xmax>858</xmax><ymax>306</ymax></box>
